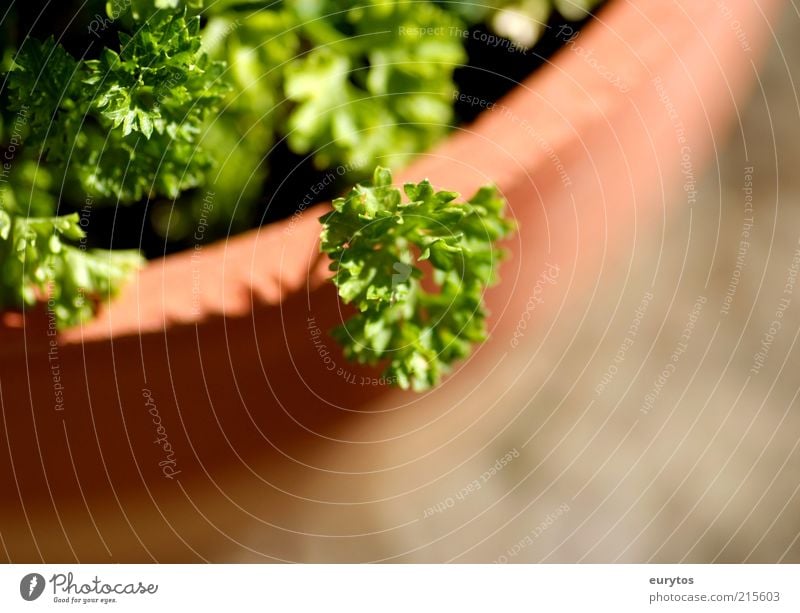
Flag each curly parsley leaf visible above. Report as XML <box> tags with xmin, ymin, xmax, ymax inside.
<box><xmin>84</xmin><ymin>14</ymin><xmax>226</xmax><ymax>141</ymax></box>
<box><xmin>7</xmin><ymin>12</ymin><xmax>228</xmax><ymax>202</ymax></box>
<box><xmin>320</xmin><ymin>166</ymin><xmax>515</xmax><ymax>391</ymax></box>
<box><xmin>285</xmin><ymin>0</ymin><xmax>465</xmax><ymax>170</ymax></box>
<box><xmin>0</xmin><ymin>205</ymin><xmax>143</xmax><ymax>328</ymax></box>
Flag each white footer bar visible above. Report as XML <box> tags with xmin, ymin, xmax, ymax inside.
<box><xmin>1</xmin><ymin>564</ymin><xmax>797</xmax><ymax>611</ymax></box>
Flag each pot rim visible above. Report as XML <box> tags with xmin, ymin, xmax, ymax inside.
<box><xmin>0</xmin><ymin>0</ymin><xmax>778</xmax><ymax>352</ymax></box>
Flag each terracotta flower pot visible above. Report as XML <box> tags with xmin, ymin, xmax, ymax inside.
<box><xmin>0</xmin><ymin>0</ymin><xmax>784</xmax><ymax>561</ymax></box>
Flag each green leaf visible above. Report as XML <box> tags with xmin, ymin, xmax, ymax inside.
<box><xmin>320</xmin><ymin>167</ymin><xmax>515</xmax><ymax>391</ymax></box>
<box><xmin>0</xmin><ymin>201</ymin><xmax>143</xmax><ymax>327</ymax></box>
<box><xmin>283</xmin><ymin>0</ymin><xmax>465</xmax><ymax>171</ymax></box>
<box><xmin>7</xmin><ymin>13</ymin><xmax>228</xmax><ymax>204</ymax></box>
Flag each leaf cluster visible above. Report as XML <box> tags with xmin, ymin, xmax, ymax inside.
<box><xmin>0</xmin><ymin>0</ymin><xmax>594</xmax><ymax>332</ymax></box>
<box><xmin>0</xmin><ymin>204</ymin><xmax>143</xmax><ymax>327</ymax></box>
<box><xmin>0</xmin><ymin>11</ymin><xmax>218</xmax><ymax>325</ymax></box>
<box><xmin>7</xmin><ymin>13</ymin><xmax>228</xmax><ymax>203</ymax></box>
<box><xmin>320</xmin><ymin>166</ymin><xmax>515</xmax><ymax>390</ymax></box>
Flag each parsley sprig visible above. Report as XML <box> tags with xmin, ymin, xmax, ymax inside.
<box><xmin>0</xmin><ymin>206</ymin><xmax>143</xmax><ymax>327</ymax></box>
<box><xmin>321</xmin><ymin>167</ymin><xmax>515</xmax><ymax>391</ymax></box>
<box><xmin>7</xmin><ymin>13</ymin><xmax>228</xmax><ymax>203</ymax></box>
<box><xmin>0</xmin><ymin>0</ymin><xmax>591</xmax><ymax>331</ymax></box>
